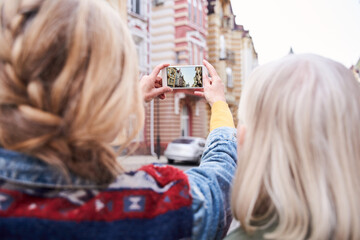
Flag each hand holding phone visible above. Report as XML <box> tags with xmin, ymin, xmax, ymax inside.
<box><xmin>140</xmin><ymin>63</ymin><xmax>173</xmax><ymax>102</ymax></box>
<box><xmin>194</xmin><ymin>60</ymin><xmax>226</xmax><ymax>106</ymax></box>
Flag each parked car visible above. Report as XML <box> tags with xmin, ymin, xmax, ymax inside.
<box><xmin>164</xmin><ymin>137</ymin><xmax>206</xmax><ymax>164</ymax></box>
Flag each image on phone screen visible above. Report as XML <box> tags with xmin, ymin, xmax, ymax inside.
<box><xmin>166</xmin><ymin>66</ymin><xmax>203</xmax><ymax>88</ymax></box>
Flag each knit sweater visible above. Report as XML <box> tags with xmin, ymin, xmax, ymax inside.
<box><xmin>0</xmin><ymin>156</ymin><xmax>192</xmax><ymax>240</ymax></box>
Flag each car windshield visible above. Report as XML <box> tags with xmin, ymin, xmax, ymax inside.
<box><xmin>172</xmin><ymin>139</ymin><xmax>194</xmax><ymax>144</ymax></box>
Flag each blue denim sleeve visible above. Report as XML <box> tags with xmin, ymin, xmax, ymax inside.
<box><xmin>185</xmin><ymin>127</ymin><xmax>237</xmax><ymax>240</ymax></box>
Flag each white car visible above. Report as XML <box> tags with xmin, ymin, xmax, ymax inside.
<box><xmin>164</xmin><ymin>137</ymin><xmax>206</xmax><ymax>164</ymax></box>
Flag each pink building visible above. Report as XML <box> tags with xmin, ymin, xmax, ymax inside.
<box><xmin>135</xmin><ymin>0</ymin><xmax>209</xmax><ymax>156</ymax></box>
<box><xmin>175</xmin><ymin>0</ymin><xmax>207</xmax><ymax>66</ymax></box>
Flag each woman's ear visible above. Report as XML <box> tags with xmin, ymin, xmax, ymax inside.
<box><xmin>237</xmin><ymin>125</ymin><xmax>246</xmax><ymax>146</ymax></box>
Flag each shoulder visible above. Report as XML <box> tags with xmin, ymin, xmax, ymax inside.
<box><xmin>109</xmin><ymin>164</ymin><xmax>192</xmax><ymax>207</ymax></box>
<box><xmin>110</xmin><ymin>164</ymin><xmax>191</xmax><ymax>194</ymax></box>
<box><xmin>225</xmin><ymin>227</ymin><xmax>266</xmax><ymax>240</ymax></box>
<box><xmin>224</xmin><ymin>227</ymin><xmax>244</xmax><ymax>240</ymax></box>
<box><xmin>207</xmin><ymin>126</ymin><xmax>237</xmax><ymax>143</ymax></box>
<box><xmin>139</xmin><ymin>164</ymin><xmax>189</xmax><ymax>187</ymax></box>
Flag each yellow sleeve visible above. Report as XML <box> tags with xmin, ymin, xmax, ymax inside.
<box><xmin>210</xmin><ymin>101</ymin><xmax>235</xmax><ymax>132</ymax></box>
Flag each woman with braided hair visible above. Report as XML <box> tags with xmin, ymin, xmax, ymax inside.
<box><xmin>0</xmin><ymin>0</ymin><xmax>145</xmax><ymax>185</ymax></box>
<box><xmin>0</xmin><ymin>0</ymin><xmax>237</xmax><ymax>239</ymax></box>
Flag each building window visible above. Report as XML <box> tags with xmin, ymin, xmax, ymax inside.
<box><xmin>133</xmin><ymin>36</ymin><xmax>146</xmax><ymax>72</ymax></box>
<box><xmin>154</xmin><ymin>0</ymin><xmax>164</xmax><ymax>6</ymax></box>
<box><xmin>220</xmin><ymin>35</ymin><xmax>226</xmax><ymax>60</ymax></box>
<box><xmin>193</xmin><ymin>0</ymin><xmax>197</xmax><ymax>23</ymax></box>
<box><xmin>176</xmin><ymin>52</ymin><xmax>180</xmax><ymax>64</ymax></box>
<box><xmin>199</xmin><ymin>0</ymin><xmax>202</xmax><ymax>26</ymax></box>
<box><xmin>194</xmin><ymin>45</ymin><xmax>198</xmax><ymax>65</ymax></box>
<box><xmin>176</xmin><ymin>51</ymin><xmax>187</xmax><ymax>64</ymax></box>
<box><xmin>131</xmin><ymin>0</ymin><xmax>140</xmax><ymax>15</ymax></box>
<box><xmin>188</xmin><ymin>0</ymin><xmax>192</xmax><ymax>20</ymax></box>
<box><xmin>226</xmin><ymin>67</ymin><xmax>233</xmax><ymax>88</ymax></box>
<box><xmin>189</xmin><ymin>43</ymin><xmax>193</xmax><ymax>64</ymax></box>
<box><xmin>181</xmin><ymin>105</ymin><xmax>191</xmax><ymax>136</ymax></box>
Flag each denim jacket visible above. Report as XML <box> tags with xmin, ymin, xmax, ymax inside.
<box><xmin>187</xmin><ymin>127</ymin><xmax>237</xmax><ymax>240</ymax></box>
<box><xmin>0</xmin><ymin>127</ymin><xmax>237</xmax><ymax>239</ymax></box>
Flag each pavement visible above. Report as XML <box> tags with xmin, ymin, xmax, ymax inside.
<box><xmin>117</xmin><ymin>154</ymin><xmax>167</xmax><ymax>171</ymax></box>
<box><xmin>117</xmin><ymin>154</ymin><xmax>198</xmax><ymax>171</ymax></box>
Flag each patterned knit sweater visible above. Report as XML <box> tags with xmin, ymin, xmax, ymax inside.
<box><xmin>0</xmin><ymin>157</ymin><xmax>192</xmax><ymax>240</ymax></box>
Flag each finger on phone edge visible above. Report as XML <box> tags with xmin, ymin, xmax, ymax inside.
<box><xmin>203</xmin><ymin>74</ymin><xmax>211</xmax><ymax>87</ymax></box>
<box><xmin>151</xmin><ymin>63</ymin><xmax>170</xmax><ymax>78</ymax></box>
<box><xmin>203</xmin><ymin>60</ymin><xmax>218</xmax><ymax>78</ymax></box>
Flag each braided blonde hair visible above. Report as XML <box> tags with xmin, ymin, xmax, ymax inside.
<box><xmin>0</xmin><ymin>0</ymin><xmax>144</xmax><ymax>184</ymax></box>
<box><xmin>232</xmin><ymin>54</ymin><xmax>360</xmax><ymax>239</ymax></box>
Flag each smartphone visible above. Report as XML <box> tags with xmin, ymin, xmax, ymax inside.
<box><xmin>162</xmin><ymin>65</ymin><xmax>205</xmax><ymax>89</ymax></box>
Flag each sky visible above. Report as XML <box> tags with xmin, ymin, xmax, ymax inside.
<box><xmin>179</xmin><ymin>66</ymin><xmax>196</xmax><ymax>86</ymax></box>
<box><xmin>231</xmin><ymin>0</ymin><xmax>360</xmax><ymax>68</ymax></box>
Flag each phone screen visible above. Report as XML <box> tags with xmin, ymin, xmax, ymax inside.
<box><xmin>166</xmin><ymin>65</ymin><xmax>203</xmax><ymax>88</ymax></box>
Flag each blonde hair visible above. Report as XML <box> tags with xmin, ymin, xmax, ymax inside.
<box><xmin>0</xmin><ymin>0</ymin><xmax>144</xmax><ymax>184</ymax></box>
<box><xmin>232</xmin><ymin>54</ymin><xmax>360</xmax><ymax>239</ymax></box>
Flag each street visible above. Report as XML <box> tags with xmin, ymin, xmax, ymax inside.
<box><xmin>117</xmin><ymin>154</ymin><xmax>197</xmax><ymax>172</ymax></box>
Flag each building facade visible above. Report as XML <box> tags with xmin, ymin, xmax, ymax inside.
<box><xmin>145</xmin><ymin>0</ymin><xmax>209</xmax><ymax>155</ymax></box>
<box><xmin>127</xmin><ymin>0</ymin><xmax>151</xmax><ymax>76</ymax></box>
<box><xmin>207</xmin><ymin>0</ymin><xmax>258</xmax><ymax>124</ymax></box>
<box><xmin>105</xmin><ymin>0</ymin><xmax>150</xmax><ymax>76</ymax></box>
<box><xmin>106</xmin><ymin>0</ymin><xmax>152</xmax><ymax>153</ymax></box>
<box><xmin>107</xmin><ymin>0</ymin><xmax>258</xmax><ymax>155</ymax></box>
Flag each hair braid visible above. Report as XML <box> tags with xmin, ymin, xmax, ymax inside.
<box><xmin>0</xmin><ymin>0</ymin><xmax>142</xmax><ymax>184</ymax></box>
